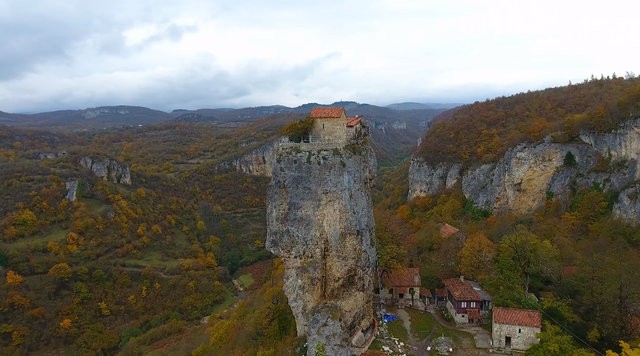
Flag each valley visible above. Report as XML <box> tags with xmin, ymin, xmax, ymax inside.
<box><xmin>2</xmin><ymin>77</ymin><xmax>640</xmax><ymax>355</ymax></box>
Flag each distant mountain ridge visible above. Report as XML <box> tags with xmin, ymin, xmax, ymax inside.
<box><xmin>386</xmin><ymin>102</ymin><xmax>460</xmax><ymax>110</ymax></box>
<box><xmin>0</xmin><ymin>106</ymin><xmax>172</xmax><ymax>129</ymax></box>
<box><xmin>0</xmin><ymin>101</ymin><xmax>454</xmax><ymax>130</ymax></box>
<box><xmin>0</xmin><ymin>101</ymin><xmax>450</xmax><ymax>166</ymax></box>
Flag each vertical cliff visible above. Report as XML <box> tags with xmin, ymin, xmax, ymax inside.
<box><xmin>266</xmin><ymin>142</ymin><xmax>377</xmax><ymax>355</ymax></box>
<box><xmin>408</xmin><ymin>118</ymin><xmax>640</xmax><ymax>220</ymax></box>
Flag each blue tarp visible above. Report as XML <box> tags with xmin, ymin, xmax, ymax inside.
<box><xmin>383</xmin><ymin>313</ymin><xmax>398</xmax><ymax>323</ymax></box>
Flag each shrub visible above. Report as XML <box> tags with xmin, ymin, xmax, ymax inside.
<box><xmin>281</xmin><ymin>118</ymin><xmax>314</xmax><ymax>141</ymax></box>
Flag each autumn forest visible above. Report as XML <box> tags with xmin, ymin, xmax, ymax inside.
<box><xmin>1</xmin><ymin>76</ymin><xmax>640</xmax><ymax>355</ymax></box>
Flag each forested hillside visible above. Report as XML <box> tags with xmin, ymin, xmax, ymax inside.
<box><xmin>0</xmin><ymin>117</ymin><xmax>298</xmax><ymax>354</ymax></box>
<box><xmin>381</xmin><ymin>76</ymin><xmax>640</xmax><ymax>353</ymax></box>
<box><xmin>418</xmin><ymin>75</ymin><xmax>640</xmax><ymax>165</ymax></box>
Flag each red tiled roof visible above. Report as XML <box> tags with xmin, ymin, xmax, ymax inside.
<box><xmin>435</xmin><ymin>288</ymin><xmax>447</xmax><ymax>298</ymax></box>
<box><xmin>383</xmin><ymin>268</ymin><xmax>421</xmax><ymax>288</ymax></box>
<box><xmin>440</xmin><ymin>223</ymin><xmax>460</xmax><ymax>237</ymax></box>
<box><xmin>493</xmin><ymin>307</ymin><xmax>541</xmax><ymax>328</ymax></box>
<box><xmin>421</xmin><ymin>289</ymin><xmax>433</xmax><ymax>298</ymax></box>
<box><xmin>442</xmin><ymin>278</ymin><xmax>482</xmax><ymax>301</ymax></box>
<box><xmin>346</xmin><ymin>117</ymin><xmax>362</xmax><ymax>127</ymax></box>
<box><xmin>309</xmin><ymin>107</ymin><xmax>345</xmax><ymax>119</ymax></box>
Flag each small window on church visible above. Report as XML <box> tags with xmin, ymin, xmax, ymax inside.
<box><xmin>519</xmin><ymin>328</ymin><xmax>522</xmax><ymax>333</ymax></box>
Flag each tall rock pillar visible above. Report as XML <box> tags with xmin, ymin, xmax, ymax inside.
<box><xmin>266</xmin><ymin>142</ymin><xmax>378</xmax><ymax>355</ymax></box>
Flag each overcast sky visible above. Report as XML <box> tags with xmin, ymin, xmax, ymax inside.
<box><xmin>1</xmin><ymin>0</ymin><xmax>639</xmax><ymax>113</ymax></box>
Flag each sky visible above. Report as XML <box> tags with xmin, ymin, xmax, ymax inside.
<box><xmin>1</xmin><ymin>0</ymin><xmax>639</xmax><ymax>113</ymax></box>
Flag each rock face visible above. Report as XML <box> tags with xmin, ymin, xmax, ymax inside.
<box><xmin>36</xmin><ymin>151</ymin><xmax>67</xmax><ymax>160</ymax></box>
<box><xmin>80</xmin><ymin>156</ymin><xmax>131</xmax><ymax>185</ymax></box>
<box><xmin>461</xmin><ymin>143</ymin><xmax>599</xmax><ymax>215</ymax></box>
<box><xmin>409</xmin><ymin>119</ymin><xmax>640</xmax><ymax>221</ymax></box>
<box><xmin>579</xmin><ymin>119</ymin><xmax>640</xmax><ymax>179</ymax></box>
<box><xmin>65</xmin><ymin>180</ymin><xmax>79</xmax><ymax>201</ymax></box>
<box><xmin>232</xmin><ymin>142</ymin><xmax>276</xmax><ymax>177</ymax></box>
<box><xmin>407</xmin><ymin>161</ymin><xmax>462</xmax><ymax>197</ymax></box>
<box><xmin>266</xmin><ymin>142</ymin><xmax>378</xmax><ymax>355</ymax></box>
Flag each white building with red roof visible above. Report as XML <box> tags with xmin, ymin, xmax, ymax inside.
<box><xmin>492</xmin><ymin>307</ymin><xmax>541</xmax><ymax>352</ymax></box>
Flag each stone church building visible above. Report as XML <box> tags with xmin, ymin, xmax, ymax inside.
<box><xmin>492</xmin><ymin>306</ymin><xmax>541</xmax><ymax>352</ymax></box>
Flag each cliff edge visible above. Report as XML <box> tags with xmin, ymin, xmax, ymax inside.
<box><xmin>408</xmin><ymin>118</ymin><xmax>640</xmax><ymax>221</ymax></box>
<box><xmin>266</xmin><ymin>141</ymin><xmax>378</xmax><ymax>355</ymax></box>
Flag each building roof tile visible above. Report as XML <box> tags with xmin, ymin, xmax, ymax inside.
<box><xmin>443</xmin><ymin>277</ymin><xmax>483</xmax><ymax>301</ymax></box>
<box><xmin>440</xmin><ymin>223</ymin><xmax>460</xmax><ymax>237</ymax></box>
<box><xmin>346</xmin><ymin>117</ymin><xmax>362</xmax><ymax>127</ymax></box>
<box><xmin>310</xmin><ymin>107</ymin><xmax>345</xmax><ymax>119</ymax></box>
<box><xmin>493</xmin><ymin>307</ymin><xmax>541</xmax><ymax>328</ymax></box>
<box><xmin>383</xmin><ymin>268</ymin><xmax>421</xmax><ymax>288</ymax></box>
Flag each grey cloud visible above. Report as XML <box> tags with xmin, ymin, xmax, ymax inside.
<box><xmin>0</xmin><ymin>23</ymin><xmax>76</xmax><ymax>80</ymax></box>
<box><xmin>137</xmin><ymin>23</ymin><xmax>199</xmax><ymax>49</ymax></box>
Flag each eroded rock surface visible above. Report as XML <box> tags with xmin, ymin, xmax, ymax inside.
<box><xmin>80</xmin><ymin>156</ymin><xmax>131</xmax><ymax>185</ymax></box>
<box><xmin>409</xmin><ymin>118</ymin><xmax>640</xmax><ymax>221</ymax></box>
<box><xmin>266</xmin><ymin>143</ymin><xmax>377</xmax><ymax>355</ymax></box>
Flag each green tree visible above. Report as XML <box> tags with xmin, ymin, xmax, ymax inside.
<box><xmin>498</xmin><ymin>225</ymin><xmax>559</xmax><ymax>295</ymax></box>
<box><xmin>564</xmin><ymin>151</ymin><xmax>577</xmax><ymax>166</ymax></box>
<box><xmin>527</xmin><ymin>321</ymin><xmax>595</xmax><ymax>356</ymax></box>
<box><xmin>281</xmin><ymin>117</ymin><xmax>314</xmax><ymax>142</ymax></box>
<box><xmin>315</xmin><ymin>342</ymin><xmax>327</xmax><ymax>356</ymax></box>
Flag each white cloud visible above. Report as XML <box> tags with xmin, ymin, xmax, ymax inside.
<box><xmin>0</xmin><ymin>0</ymin><xmax>639</xmax><ymax>112</ymax></box>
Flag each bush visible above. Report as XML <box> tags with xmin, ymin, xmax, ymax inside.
<box><xmin>281</xmin><ymin>118</ymin><xmax>314</xmax><ymax>141</ymax></box>
<box><xmin>563</xmin><ymin>151</ymin><xmax>577</xmax><ymax>166</ymax></box>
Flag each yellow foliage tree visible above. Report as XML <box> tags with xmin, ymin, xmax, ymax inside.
<box><xmin>606</xmin><ymin>341</ymin><xmax>640</xmax><ymax>356</ymax></box>
<box><xmin>59</xmin><ymin>318</ymin><xmax>72</xmax><ymax>330</ymax></box>
<box><xmin>8</xmin><ymin>291</ymin><xmax>31</xmax><ymax>309</ymax></box>
<box><xmin>11</xmin><ymin>326</ymin><xmax>28</xmax><ymax>346</ymax></box>
<box><xmin>15</xmin><ymin>208</ymin><xmax>37</xmax><ymax>228</ymax></box>
<box><xmin>459</xmin><ymin>232</ymin><xmax>496</xmax><ymax>280</ymax></box>
<box><xmin>98</xmin><ymin>301</ymin><xmax>110</xmax><ymax>316</ymax></box>
<box><xmin>48</xmin><ymin>262</ymin><xmax>73</xmax><ymax>281</ymax></box>
<box><xmin>6</xmin><ymin>270</ymin><xmax>24</xmax><ymax>286</ymax></box>
<box><xmin>66</xmin><ymin>231</ymin><xmax>83</xmax><ymax>253</ymax></box>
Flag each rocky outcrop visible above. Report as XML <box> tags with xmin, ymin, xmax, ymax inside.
<box><xmin>65</xmin><ymin>180</ymin><xmax>79</xmax><ymax>201</ymax></box>
<box><xmin>233</xmin><ymin>142</ymin><xmax>276</xmax><ymax>176</ymax></box>
<box><xmin>409</xmin><ymin>119</ymin><xmax>640</xmax><ymax>219</ymax></box>
<box><xmin>80</xmin><ymin>156</ymin><xmax>131</xmax><ymax>185</ymax></box>
<box><xmin>407</xmin><ymin>161</ymin><xmax>462</xmax><ymax>197</ymax></box>
<box><xmin>580</xmin><ymin>119</ymin><xmax>640</xmax><ymax>179</ymax></box>
<box><xmin>461</xmin><ymin>143</ymin><xmax>598</xmax><ymax>215</ymax></box>
<box><xmin>36</xmin><ymin>151</ymin><xmax>67</xmax><ymax>160</ymax></box>
<box><xmin>266</xmin><ymin>142</ymin><xmax>377</xmax><ymax>355</ymax></box>
<box><xmin>613</xmin><ymin>184</ymin><xmax>640</xmax><ymax>223</ymax></box>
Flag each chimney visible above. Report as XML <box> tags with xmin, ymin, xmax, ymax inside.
<box><xmin>460</xmin><ymin>275</ymin><xmax>464</xmax><ymax>282</ymax></box>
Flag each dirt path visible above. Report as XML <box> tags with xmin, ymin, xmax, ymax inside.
<box><xmin>396</xmin><ymin>308</ymin><xmax>418</xmax><ymax>346</ymax></box>
<box><xmin>426</xmin><ymin>307</ymin><xmax>492</xmax><ymax>355</ymax></box>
